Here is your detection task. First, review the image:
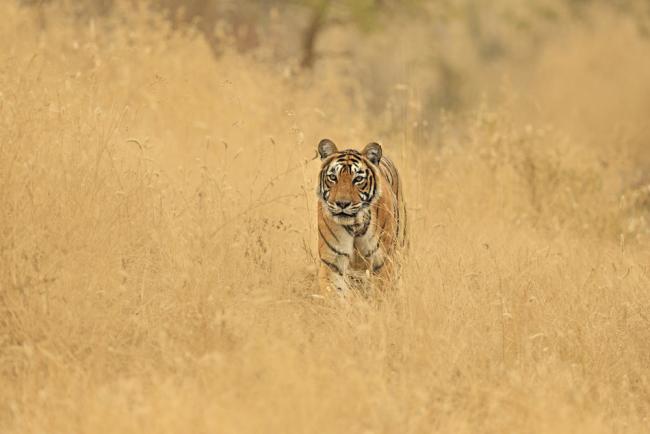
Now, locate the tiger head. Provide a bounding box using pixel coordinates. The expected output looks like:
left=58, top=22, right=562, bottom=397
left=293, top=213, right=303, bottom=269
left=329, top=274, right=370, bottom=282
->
left=317, top=138, right=383, bottom=225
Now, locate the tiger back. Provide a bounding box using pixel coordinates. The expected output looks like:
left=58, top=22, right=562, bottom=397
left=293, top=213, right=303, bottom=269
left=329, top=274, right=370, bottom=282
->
left=316, top=139, right=407, bottom=295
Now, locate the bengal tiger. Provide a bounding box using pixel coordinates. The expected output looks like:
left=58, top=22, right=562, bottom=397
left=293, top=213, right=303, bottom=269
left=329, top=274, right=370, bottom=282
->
left=316, top=139, right=407, bottom=294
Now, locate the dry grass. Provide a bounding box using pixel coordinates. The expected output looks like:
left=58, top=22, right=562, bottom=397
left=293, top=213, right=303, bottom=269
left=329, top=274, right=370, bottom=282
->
left=1, top=2, right=650, bottom=433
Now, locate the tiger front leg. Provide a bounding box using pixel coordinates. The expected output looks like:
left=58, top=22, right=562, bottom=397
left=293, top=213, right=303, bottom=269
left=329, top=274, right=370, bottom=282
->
left=318, top=259, right=351, bottom=295
left=317, top=216, right=354, bottom=296
left=364, top=244, right=400, bottom=292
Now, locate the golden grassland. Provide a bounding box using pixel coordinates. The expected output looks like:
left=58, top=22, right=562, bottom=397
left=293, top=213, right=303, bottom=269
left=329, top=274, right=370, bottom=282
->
left=1, top=3, right=650, bottom=433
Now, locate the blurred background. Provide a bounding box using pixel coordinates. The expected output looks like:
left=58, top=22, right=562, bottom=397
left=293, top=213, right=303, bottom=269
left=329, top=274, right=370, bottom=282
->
left=17, top=0, right=650, bottom=187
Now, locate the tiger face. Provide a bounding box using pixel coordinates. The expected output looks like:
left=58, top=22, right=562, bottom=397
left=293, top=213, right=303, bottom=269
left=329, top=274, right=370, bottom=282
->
left=317, top=139, right=382, bottom=225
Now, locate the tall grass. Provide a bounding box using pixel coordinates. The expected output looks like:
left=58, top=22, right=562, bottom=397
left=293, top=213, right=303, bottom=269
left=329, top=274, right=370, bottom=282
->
left=1, top=2, right=649, bottom=433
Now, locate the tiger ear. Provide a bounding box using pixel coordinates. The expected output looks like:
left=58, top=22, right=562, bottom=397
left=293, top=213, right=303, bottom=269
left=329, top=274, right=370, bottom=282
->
left=318, top=139, right=338, bottom=160
left=362, top=142, right=382, bottom=165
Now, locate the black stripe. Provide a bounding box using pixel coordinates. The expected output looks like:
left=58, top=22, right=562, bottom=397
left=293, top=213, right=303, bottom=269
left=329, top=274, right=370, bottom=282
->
left=319, top=227, right=349, bottom=257
left=323, top=218, right=339, bottom=242
left=321, top=258, right=343, bottom=276
left=320, top=169, right=328, bottom=191
left=369, top=165, right=379, bottom=199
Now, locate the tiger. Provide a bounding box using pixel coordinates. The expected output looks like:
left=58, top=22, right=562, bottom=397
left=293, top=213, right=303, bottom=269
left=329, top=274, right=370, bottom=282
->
left=316, top=138, right=407, bottom=295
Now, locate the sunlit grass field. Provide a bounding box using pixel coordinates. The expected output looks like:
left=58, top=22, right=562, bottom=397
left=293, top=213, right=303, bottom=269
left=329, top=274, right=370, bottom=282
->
left=1, top=2, right=649, bottom=433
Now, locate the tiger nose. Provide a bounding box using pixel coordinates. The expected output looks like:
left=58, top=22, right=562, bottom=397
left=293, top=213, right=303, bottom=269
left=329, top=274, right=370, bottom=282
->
left=335, top=200, right=351, bottom=209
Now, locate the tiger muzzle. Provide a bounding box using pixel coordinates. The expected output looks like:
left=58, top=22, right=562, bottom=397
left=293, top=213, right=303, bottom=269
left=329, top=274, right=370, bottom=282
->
left=328, top=201, right=363, bottom=217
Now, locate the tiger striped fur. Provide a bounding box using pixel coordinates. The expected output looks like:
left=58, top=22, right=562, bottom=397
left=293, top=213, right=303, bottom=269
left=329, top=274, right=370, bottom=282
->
left=316, top=139, right=407, bottom=294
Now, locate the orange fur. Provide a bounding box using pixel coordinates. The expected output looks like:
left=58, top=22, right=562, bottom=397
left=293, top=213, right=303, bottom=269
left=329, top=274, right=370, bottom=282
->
left=316, top=139, right=407, bottom=295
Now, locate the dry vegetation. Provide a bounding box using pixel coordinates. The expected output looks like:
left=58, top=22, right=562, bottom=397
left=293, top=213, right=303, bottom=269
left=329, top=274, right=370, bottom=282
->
left=1, top=1, right=650, bottom=433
